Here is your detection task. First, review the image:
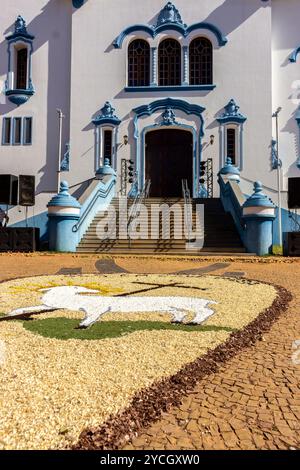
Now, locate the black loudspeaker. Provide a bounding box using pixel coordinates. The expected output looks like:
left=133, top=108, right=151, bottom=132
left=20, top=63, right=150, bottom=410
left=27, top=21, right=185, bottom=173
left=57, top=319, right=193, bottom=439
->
left=0, top=174, right=18, bottom=205
left=0, top=228, right=40, bottom=252
left=287, top=232, right=300, bottom=257
left=288, top=178, right=300, bottom=209
left=19, top=175, right=35, bottom=206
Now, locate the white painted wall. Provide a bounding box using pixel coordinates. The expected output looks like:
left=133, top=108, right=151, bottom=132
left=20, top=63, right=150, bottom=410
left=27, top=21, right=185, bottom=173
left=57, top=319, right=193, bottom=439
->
left=69, top=0, right=273, bottom=197
left=0, top=0, right=72, bottom=222
left=272, top=0, right=300, bottom=209
left=0, top=0, right=298, bottom=230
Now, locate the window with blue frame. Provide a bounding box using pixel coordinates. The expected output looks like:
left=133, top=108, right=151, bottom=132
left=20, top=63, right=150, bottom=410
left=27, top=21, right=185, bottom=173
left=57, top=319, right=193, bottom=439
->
left=189, top=37, right=213, bottom=85
left=128, top=39, right=150, bottom=87
left=158, top=38, right=181, bottom=86
left=2, top=117, right=33, bottom=146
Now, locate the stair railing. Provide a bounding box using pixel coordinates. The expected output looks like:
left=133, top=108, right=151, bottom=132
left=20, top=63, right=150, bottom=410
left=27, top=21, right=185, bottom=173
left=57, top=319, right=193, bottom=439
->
left=182, top=179, right=193, bottom=241
left=127, top=179, right=151, bottom=246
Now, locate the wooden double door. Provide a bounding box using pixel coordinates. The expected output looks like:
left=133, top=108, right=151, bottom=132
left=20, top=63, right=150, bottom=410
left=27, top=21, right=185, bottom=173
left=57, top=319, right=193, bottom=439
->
left=145, top=129, right=193, bottom=198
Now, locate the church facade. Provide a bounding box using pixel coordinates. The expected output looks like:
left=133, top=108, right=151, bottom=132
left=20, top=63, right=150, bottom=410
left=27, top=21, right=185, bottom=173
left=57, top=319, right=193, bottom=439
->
left=0, top=0, right=299, bottom=250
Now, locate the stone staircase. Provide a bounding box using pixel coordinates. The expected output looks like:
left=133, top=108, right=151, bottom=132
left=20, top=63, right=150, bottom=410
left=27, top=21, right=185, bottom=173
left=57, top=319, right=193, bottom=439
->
left=77, top=197, right=247, bottom=255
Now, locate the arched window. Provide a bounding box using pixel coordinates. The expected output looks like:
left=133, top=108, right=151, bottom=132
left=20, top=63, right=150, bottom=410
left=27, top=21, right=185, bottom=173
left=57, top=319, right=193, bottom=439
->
left=128, top=39, right=150, bottom=87
left=189, top=38, right=213, bottom=85
left=158, top=39, right=181, bottom=86
left=16, top=47, right=28, bottom=89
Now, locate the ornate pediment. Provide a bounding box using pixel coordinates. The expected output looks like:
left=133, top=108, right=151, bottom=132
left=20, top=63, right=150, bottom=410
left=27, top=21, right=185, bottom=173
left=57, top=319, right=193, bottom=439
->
left=156, top=2, right=186, bottom=28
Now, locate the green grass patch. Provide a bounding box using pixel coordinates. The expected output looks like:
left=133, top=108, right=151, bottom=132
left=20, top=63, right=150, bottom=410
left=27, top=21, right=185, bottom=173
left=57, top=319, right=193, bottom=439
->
left=22, top=318, right=236, bottom=341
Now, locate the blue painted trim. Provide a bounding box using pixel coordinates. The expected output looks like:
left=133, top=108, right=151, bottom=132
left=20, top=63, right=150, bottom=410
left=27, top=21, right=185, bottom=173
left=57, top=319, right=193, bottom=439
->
left=74, top=176, right=117, bottom=243
left=93, top=117, right=121, bottom=126
left=289, top=46, right=300, bottom=63
left=140, top=123, right=199, bottom=197
left=114, top=21, right=227, bottom=49
left=133, top=97, right=205, bottom=136
left=217, top=116, right=247, bottom=124
left=125, top=85, right=216, bottom=92
left=5, top=16, right=35, bottom=106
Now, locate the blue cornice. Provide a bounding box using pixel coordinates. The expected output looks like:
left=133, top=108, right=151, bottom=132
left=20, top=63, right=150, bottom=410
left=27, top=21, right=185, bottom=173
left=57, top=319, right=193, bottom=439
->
left=114, top=21, right=227, bottom=49
left=133, top=97, right=205, bottom=136
left=113, top=3, right=227, bottom=49
left=125, top=85, right=216, bottom=92
left=217, top=99, right=247, bottom=124
left=290, top=46, right=300, bottom=63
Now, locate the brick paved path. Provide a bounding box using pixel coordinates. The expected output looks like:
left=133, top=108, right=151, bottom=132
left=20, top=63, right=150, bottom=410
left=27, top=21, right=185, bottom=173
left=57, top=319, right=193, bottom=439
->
left=0, top=254, right=299, bottom=450
left=122, top=262, right=300, bottom=450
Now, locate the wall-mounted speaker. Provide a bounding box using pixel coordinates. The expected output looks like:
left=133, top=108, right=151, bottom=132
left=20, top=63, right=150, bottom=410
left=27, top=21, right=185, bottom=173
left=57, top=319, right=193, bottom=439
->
left=19, top=175, right=35, bottom=206
left=0, top=174, right=18, bottom=205
left=288, top=178, right=300, bottom=209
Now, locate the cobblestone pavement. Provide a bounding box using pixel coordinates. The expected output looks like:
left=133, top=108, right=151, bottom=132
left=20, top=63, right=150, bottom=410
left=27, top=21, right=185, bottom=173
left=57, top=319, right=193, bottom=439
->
left=0, top=254, right=299, bottom=450
left=123, top=262, right=300, bottom=450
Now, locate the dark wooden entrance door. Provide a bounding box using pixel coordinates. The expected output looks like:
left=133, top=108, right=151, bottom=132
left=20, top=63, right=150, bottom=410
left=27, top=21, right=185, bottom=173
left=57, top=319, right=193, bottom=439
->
left=145, top=129, right=193, bottom=197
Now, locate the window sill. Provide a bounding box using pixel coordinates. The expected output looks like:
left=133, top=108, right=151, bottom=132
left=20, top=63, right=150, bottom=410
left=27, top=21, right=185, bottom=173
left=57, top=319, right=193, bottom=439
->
left=124, top=85, right=216, bottom=92
left=5, top=88, right=35, bottom=106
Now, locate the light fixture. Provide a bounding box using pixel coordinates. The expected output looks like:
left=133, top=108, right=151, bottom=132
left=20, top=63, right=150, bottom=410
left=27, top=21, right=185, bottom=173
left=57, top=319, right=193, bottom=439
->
left=123, top=135, right=129, bottom=145
left=210, top=135, right=215, bottom=145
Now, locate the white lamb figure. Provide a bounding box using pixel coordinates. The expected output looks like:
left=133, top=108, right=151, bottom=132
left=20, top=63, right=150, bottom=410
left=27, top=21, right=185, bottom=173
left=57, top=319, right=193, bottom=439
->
left=7, top=286, right=217, bottom=328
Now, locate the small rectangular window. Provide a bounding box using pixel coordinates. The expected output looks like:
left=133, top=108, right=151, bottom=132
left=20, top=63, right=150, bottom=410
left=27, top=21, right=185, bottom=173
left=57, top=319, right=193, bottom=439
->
left=23, top=117, right=32, bottom=145
left=13, top=117, right=22, bottom=145
left=226, top=128, right=236, bottom=164
left=103, top=129, right=113, bottom=163
left=2, top=118, right=12, bottom=145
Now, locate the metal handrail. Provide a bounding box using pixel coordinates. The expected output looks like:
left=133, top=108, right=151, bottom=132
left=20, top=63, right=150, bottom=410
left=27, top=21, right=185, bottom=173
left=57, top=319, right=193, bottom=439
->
left=127, top=179, right=151, bottom=245
left=182, top=179, right=193, bottom=241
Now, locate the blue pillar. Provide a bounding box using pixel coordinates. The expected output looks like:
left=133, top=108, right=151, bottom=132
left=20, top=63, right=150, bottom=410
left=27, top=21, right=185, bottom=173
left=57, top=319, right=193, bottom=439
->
left=47, top=181, right=81, bottom=252
left=242, top=182, right=276, bottom=256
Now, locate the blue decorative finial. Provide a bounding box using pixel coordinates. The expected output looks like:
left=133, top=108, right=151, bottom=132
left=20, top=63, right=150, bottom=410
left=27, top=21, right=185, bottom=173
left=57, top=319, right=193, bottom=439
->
left=47, top=180, right=81, bottom=208
left=156, top=2, right=186, bottom=27
left=217, top=99, right=247, bottom=124
left=243, top=181, right=275, bottom=209
left=15, top=15, right=27, bottom=34
left=219, top=157, right=240, bottom=182
left=254, top=181, right=263, bottom=193
left=92, top=101, right=121, bottom=126
left=60, top=181, right=69, bottom=194
left=96, top=158, right=117, bottom=177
